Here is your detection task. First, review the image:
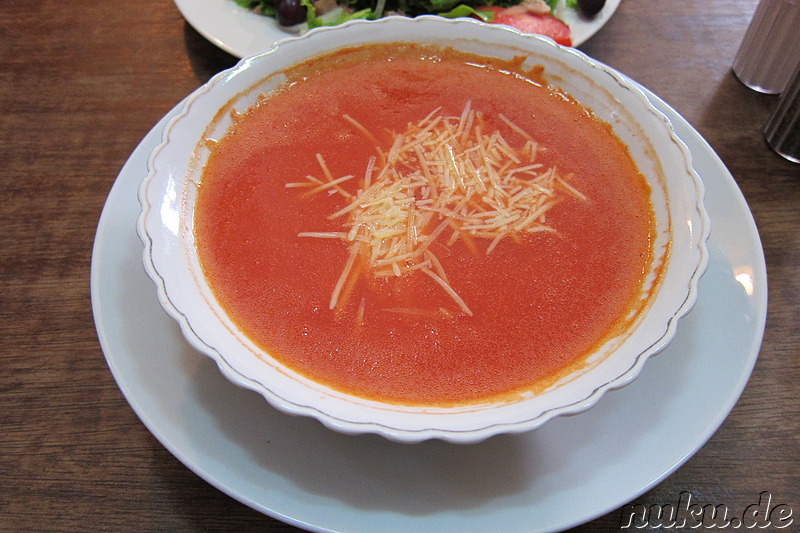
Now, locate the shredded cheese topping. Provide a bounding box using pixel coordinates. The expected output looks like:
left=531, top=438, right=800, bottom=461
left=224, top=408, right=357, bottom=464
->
left=287, top=102, right=587, bottom=317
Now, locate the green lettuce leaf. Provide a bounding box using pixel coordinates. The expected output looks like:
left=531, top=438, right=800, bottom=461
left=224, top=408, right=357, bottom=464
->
left=302, top=0, right=376, bottom=28
left=437, top=4, right=495, bottom=21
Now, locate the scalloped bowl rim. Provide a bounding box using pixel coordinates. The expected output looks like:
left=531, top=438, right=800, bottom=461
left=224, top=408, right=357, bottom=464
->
left=137, top=16, right=710, bottom=444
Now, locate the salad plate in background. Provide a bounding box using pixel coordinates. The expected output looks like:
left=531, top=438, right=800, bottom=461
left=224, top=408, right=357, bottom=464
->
left=174, top=0, right=621, bottom=57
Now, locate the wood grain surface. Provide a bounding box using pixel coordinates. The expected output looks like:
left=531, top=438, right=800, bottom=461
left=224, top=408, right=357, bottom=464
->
left=1, top=0, right=797, bottom=531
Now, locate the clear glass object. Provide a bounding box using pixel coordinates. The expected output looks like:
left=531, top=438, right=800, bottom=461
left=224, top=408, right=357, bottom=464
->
left=732, top=0, right=800, bottom=94
left=765, top=63, right=800, bottom=163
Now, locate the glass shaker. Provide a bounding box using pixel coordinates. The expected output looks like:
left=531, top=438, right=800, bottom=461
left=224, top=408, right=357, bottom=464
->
left=732, top=0, right=800, bottom=94
left=765, top=62, right=800, bottom=163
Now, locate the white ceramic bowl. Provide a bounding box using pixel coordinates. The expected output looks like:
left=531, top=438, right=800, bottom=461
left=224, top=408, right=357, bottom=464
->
left=138, top=16, right=710, bottom=444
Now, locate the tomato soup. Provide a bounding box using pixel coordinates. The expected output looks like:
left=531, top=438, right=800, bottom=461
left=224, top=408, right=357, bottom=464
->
left=193, top=43, right=656, bottom=406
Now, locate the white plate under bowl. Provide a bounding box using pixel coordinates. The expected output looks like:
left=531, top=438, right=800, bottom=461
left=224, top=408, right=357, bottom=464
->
left=174, top=0, right=622, bottom=57
left=92, top=76, right=765, bottom=531
left=137, top=16, right=709, bottom=443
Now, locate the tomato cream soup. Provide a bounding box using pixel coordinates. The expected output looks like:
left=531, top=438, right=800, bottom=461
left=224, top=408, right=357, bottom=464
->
left=194, top=43, right=656, bottom=406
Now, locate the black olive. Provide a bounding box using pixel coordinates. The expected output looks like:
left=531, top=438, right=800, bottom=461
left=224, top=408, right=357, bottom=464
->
left=276, top=0, right=307, bottom=27
left=577, top=0, right=605, bottom=18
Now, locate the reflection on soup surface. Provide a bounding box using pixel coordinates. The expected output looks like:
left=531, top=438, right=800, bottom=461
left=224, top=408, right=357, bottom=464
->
left=194, top=43, right=656, bottom=406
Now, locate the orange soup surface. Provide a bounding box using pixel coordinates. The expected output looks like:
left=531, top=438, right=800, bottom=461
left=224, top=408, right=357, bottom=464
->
left=194, top=44, right=656, bottom=406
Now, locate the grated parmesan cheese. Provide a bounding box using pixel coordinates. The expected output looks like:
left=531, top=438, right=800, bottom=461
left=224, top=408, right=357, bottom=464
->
left=290, top=102, right=587, bottom=317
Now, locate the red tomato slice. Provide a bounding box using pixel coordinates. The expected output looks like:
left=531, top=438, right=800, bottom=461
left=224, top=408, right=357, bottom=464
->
left=479, top=7, right=573, bottom=47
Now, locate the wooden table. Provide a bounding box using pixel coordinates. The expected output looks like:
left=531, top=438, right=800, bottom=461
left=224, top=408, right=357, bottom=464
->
left=2, top=0, right=797, bottom=530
